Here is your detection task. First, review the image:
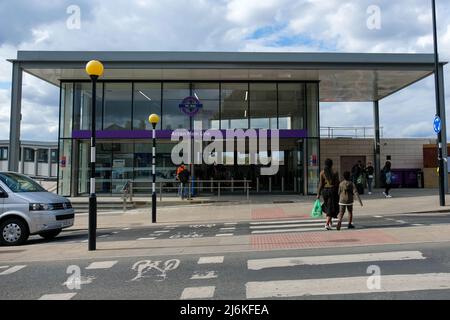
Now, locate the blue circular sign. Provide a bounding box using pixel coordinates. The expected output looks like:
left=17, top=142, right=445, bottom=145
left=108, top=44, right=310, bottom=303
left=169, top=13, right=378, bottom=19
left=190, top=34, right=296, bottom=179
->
left=434, top=116, right=442, bottom=134
left=179, top=96, right=203, bottom=117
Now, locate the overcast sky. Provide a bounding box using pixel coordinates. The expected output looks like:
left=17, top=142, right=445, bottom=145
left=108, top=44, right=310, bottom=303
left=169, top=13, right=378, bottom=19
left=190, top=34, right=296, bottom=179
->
left=1, top=0, right=450, bottom=141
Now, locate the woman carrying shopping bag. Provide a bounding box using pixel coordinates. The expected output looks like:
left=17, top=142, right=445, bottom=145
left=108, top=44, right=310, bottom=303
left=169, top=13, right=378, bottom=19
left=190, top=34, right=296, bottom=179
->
left=317, top=159, right=340, bottom=230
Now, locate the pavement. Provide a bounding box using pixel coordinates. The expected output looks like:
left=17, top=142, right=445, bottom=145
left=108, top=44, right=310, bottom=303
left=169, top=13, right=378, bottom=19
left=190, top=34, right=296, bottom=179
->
left=70, top=188, right=450, bottom=228
left=2, top=188, right=450, bottom=300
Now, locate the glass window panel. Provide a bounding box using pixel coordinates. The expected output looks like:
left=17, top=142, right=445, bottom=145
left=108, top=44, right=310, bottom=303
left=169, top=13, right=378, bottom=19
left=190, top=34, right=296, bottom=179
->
left=111, top=143, right=134, bottom=194
left=0, top=147, right=7, bottom=161
left=37, top=149, right=48, bottom=163
left=192, top=83, right=220, bottom=130
left=96, top=143, right=112, bottom=194
left=162, top=83, right=191, bottom=130
left=78, top=141, right=90, bottom=195
left=133, top=83, right=162, bottom=130
left=307, top=83, right=319, bottom=137
left=60, top=83, right=73, bottom=138
left=278, top=83, right=306, bottom=130
left=249, top=83, right=277, bottom=129
left=307, top=139, right=320, bottom=195
left=58, top=140, right=72, bottom=196
left=73, top=82, right=103, bottom=131
left=134, top=142, right=152, bottom=182
left=104, top=83, right=132, bottom=130
left=221, top=83, right=249, bottom=130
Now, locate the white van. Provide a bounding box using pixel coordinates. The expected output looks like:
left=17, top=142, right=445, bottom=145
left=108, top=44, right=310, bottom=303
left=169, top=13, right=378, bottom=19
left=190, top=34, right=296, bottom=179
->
left=0, top=172, right=74, bottom=246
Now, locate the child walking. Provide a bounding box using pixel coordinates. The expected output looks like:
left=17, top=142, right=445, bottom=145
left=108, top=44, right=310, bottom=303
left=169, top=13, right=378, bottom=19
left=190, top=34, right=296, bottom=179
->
left=337, top=171, right=363, bottom=231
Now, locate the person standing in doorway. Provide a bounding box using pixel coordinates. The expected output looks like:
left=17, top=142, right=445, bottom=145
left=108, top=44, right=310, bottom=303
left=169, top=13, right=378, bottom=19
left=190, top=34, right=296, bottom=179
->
left=382, top=161, right=393, bottom=198
left=317, top=159, right=340, bottom=230
left=365, top=162, right=375, bottom=195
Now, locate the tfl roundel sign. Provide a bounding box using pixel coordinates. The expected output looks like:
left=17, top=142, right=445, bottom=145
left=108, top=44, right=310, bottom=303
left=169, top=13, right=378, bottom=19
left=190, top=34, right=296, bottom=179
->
left=179, top=96, right=203, bottom=117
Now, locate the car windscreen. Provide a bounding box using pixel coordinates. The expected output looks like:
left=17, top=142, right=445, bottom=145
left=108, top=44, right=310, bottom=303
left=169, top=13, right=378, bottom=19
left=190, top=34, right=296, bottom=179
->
left=0, top=173, right=46, bottom=193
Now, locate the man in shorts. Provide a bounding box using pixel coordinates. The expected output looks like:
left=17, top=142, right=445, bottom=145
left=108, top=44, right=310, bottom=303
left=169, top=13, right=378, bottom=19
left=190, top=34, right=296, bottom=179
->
left=337, top=171, right=363, bottom=231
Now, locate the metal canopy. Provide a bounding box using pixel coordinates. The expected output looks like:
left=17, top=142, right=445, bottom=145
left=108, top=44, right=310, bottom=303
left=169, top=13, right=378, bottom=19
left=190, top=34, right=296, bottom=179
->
left=9, top=51, right=445, bottom=102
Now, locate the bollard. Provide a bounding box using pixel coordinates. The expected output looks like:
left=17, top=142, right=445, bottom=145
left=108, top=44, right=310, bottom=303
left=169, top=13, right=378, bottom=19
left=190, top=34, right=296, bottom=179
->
left=282, top=177, right=285, bottom=193
left=218, top=182, right=221, bottom=199
left=257, top=177, right=260, bottom=193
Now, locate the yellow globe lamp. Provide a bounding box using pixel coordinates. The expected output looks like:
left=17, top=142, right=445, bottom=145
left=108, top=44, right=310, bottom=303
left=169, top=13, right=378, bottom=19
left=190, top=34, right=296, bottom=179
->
left=149, top=114, right=160, bottom=126
left=85, top=60, right=104, bottom=78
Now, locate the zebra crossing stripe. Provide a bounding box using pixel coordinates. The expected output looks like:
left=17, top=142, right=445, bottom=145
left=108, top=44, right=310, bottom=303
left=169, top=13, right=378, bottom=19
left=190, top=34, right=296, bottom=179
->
left=39, top=293, right=77, bottom=300
left=248, top=251, right=426, bottom=271
left=191, top=271, right=218, bottom=280
left=0, top=265, right=26, bottom=276
left=252, top=227, right=323, bottom=234
left=246, top=273, right=450, bottom=299
left=250, top=222, right=347, bottom=230
left=198, top=256, right=224, bottom=264
left=181, top=286, right=215, bottom=299
left=251, top=219, right=325, bottom=225
left=216, top=234, right=234, bottom=237
left=86, top=261, right=118, bottom=270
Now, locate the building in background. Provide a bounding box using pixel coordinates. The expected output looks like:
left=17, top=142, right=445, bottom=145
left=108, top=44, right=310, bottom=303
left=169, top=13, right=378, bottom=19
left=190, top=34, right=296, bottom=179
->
left=0, top=140, right=58, bottom=179
left=6, top=51, right=448, bottom=197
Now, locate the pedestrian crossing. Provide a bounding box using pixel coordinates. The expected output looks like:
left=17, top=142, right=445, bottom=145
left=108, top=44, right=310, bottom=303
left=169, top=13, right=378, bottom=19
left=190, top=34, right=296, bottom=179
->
left=2, top=250, right=450, bottom=300
left=245, top=250, right=450, bottom=299
left=250, top=219, right=341, bottom=234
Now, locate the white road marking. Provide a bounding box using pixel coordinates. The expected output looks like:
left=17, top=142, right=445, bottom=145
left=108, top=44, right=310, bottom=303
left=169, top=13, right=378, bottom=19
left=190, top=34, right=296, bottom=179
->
left=181, top=286, right=215, bottom=299
left=39, top=293, right=77, bottom=300
left=412, top=224, right=425, bottom=226
left=251, top=219, right=326, bottom=225
left=0, top=265, right=27, bottom=276
left=248, top=251, right=426, bottom=271
left=220, top=227, right=236, bottom=231
left=63, top=276, right=96, bottom=287
left=81, top=240, right=88, bottom=243
left=99, top=235, right=109, bottom=238
left=112, top=231, right=119, bottom=234
left=246, top=273, right=450, bottom=299
left=137, top=237, right=157, bottom=241
left=224, top=223, right=237, bottom=225
left=396, top=220, right=407, bottom=224
left=155, top=230, right=170, bottom=233
left=198, top=256, right=224, bottom=264
left=215, top=234, right=234, bottom=237
left=374, top=216, right=383, bottom=218
left=86, top=261, right=118, bottom=270
left=251, top=222, right=347, bottom=230
left=252, top=227, right=323, bottom=234
left=122, top=228, right=131, bottom=231
left=191, top=271, right=218, bottom=280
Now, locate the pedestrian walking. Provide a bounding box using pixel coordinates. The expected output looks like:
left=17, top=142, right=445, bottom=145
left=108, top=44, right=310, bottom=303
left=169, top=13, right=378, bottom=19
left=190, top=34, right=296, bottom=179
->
left=337, top=171, right=363, bottom=231
left=176, top=164, right=186, bottom=197
left=365, top=162, right=375, bottom=195
left=317, top=159, right=340, bottom=230
left=178, top=166, right=191, bottom=200
left=382, top=161, right=393, bottom=198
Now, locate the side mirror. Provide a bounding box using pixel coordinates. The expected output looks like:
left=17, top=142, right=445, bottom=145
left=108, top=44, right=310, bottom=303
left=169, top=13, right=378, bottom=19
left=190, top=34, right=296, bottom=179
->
left=0, top=189, right=8, bottom=198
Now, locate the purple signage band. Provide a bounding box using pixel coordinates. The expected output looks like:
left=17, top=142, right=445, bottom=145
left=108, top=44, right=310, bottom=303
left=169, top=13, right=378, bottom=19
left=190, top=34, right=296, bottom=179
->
left=72, top=129, right=308, bottom=140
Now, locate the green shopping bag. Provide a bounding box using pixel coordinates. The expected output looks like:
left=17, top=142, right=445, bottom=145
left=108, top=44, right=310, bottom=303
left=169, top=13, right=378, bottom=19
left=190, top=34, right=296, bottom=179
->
left=311, top=200, right=323, bottom=218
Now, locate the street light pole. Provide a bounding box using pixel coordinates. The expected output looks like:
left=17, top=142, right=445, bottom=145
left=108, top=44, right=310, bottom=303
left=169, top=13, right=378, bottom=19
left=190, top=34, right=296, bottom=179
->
left=85, top=60, right=104, bottom=251
left=431, top=0, right=446, bottom=206
left=149, top=114, right=160, bottom=223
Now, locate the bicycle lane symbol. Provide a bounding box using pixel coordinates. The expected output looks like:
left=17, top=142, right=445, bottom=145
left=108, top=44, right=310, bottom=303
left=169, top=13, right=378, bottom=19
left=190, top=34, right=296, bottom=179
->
left=129, top=259, right=181, bottom=282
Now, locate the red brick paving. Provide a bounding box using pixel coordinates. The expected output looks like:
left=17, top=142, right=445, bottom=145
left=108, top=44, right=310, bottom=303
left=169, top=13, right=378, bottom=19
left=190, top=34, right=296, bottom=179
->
left=251, top=229, right=399, bottom=251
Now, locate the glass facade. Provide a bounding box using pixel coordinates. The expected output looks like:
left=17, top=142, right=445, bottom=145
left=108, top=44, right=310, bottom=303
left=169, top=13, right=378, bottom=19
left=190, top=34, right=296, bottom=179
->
left=58, top=80, right=320, bottom=196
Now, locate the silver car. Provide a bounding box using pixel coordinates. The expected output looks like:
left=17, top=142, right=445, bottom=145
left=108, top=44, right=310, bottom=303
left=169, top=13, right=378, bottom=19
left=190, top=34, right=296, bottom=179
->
left=0, top=172, right=74, bottom=246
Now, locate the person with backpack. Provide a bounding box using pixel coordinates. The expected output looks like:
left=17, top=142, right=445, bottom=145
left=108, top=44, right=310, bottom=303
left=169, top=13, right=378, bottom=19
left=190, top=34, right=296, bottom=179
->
left=382, top=161, right=393, bottom=198
left=337, top=171, right=363, bottom=231
left=317, top=159, right=340, bottom=230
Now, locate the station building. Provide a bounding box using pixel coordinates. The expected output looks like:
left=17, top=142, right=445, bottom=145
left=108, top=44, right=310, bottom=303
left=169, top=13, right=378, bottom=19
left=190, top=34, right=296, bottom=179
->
left=6, top=51, right=448, bottom=196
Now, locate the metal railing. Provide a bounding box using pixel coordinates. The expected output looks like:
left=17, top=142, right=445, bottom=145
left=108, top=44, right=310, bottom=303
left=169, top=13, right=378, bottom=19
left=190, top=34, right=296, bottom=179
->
left=121, top=180, right=252, bottom=211
left=321, top=126, right=384, bottom=139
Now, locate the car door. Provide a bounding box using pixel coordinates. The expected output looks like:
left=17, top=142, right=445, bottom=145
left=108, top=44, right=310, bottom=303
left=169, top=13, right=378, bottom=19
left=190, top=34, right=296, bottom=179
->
left=0, top=185, right=6, bottom=214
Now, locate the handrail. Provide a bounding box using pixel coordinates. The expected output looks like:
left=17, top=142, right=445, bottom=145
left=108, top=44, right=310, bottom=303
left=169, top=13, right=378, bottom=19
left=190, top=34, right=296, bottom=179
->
left=121, top=179, right=253, bottom=211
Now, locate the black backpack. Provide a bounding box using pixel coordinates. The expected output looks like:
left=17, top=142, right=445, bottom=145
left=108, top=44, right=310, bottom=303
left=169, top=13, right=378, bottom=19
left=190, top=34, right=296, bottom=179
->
left=179, top=169, right=190, bottom=184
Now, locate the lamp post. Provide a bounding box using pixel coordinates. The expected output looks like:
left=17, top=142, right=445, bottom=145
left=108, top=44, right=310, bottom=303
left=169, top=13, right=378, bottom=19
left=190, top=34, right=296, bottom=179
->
left=431, top=0, right=446, bottom=206
left=149, top=114, right=160, bottom=223
left=85, top=60, right=104, bottom=251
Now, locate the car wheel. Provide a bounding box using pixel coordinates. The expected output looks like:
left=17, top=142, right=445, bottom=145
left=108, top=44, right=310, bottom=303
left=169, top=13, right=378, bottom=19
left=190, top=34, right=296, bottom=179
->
left=0, top=218, right=30, bottom=246
left=39, top=229, right=62, bottom=240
